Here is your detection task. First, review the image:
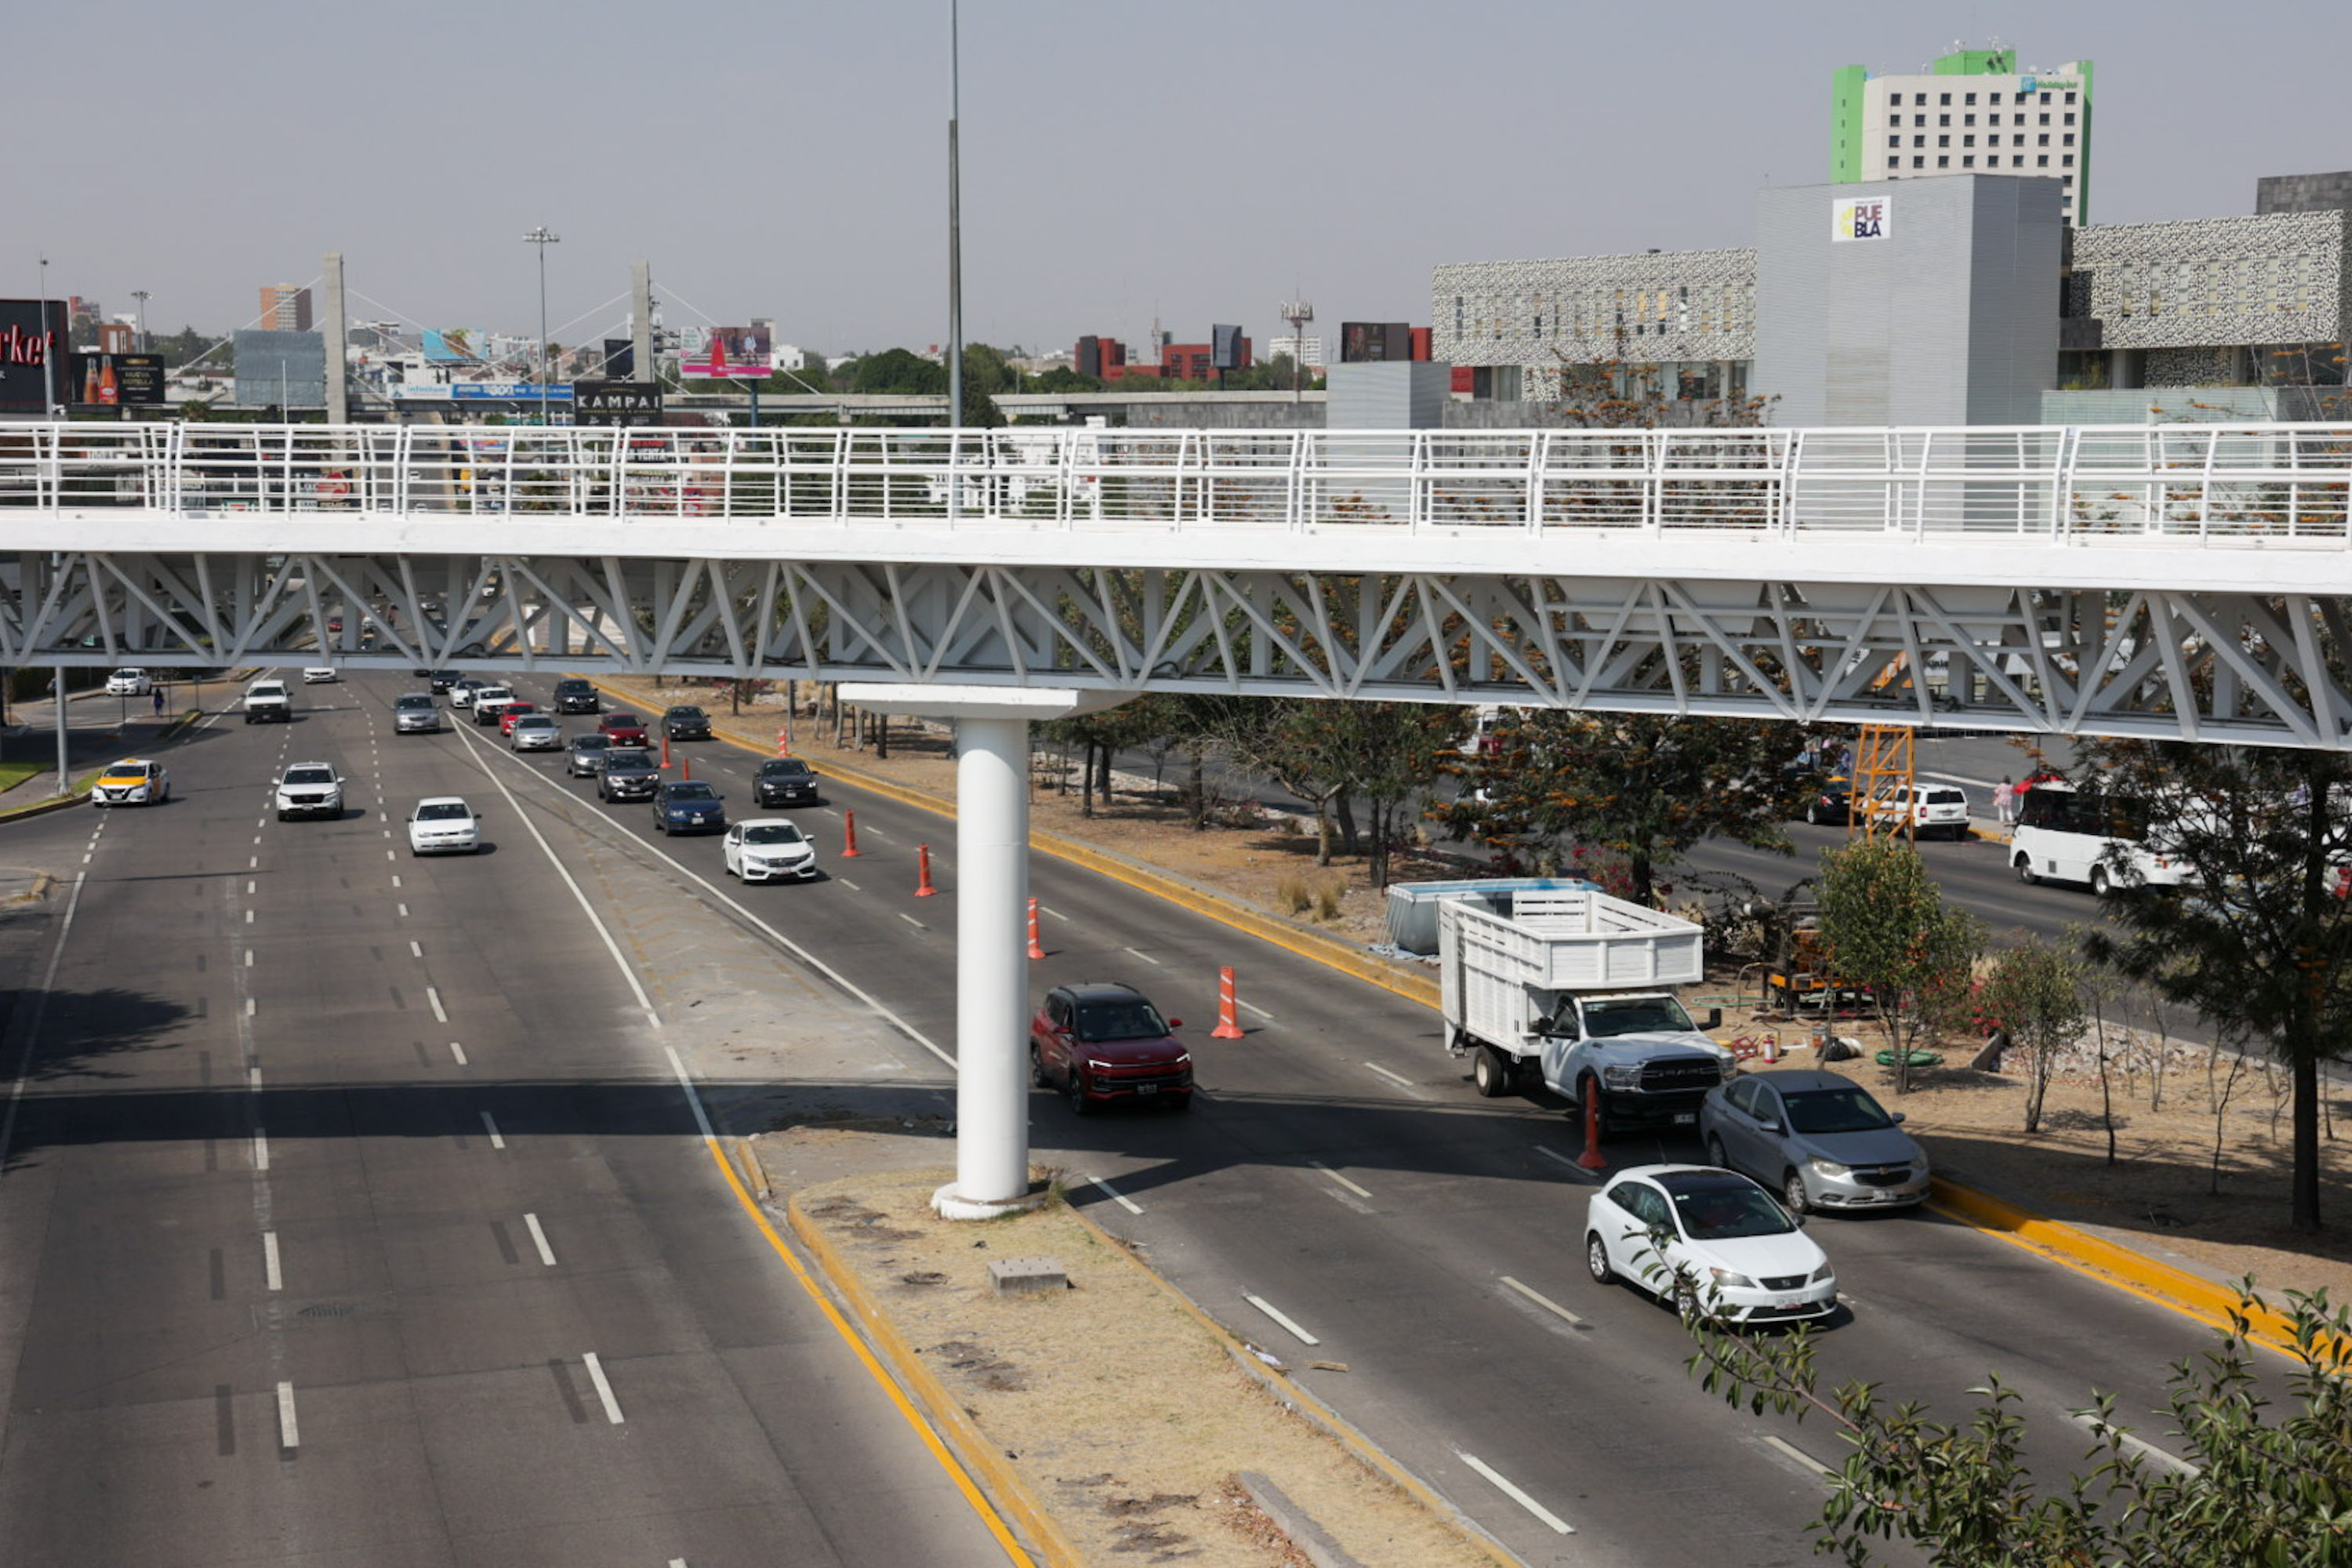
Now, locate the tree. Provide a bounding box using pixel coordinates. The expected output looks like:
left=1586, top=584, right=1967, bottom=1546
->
left=850, top=348, right=946, bottom=397
left=1976, top=934, right=2089, bottom=1133
left=1683, top=1279, right=2352, bottom=1566
left=2074, top=739, right=2352, bottom=1233
left=1815, top=837, right=1984, bottom=1091
left=1437, top=710, right=1812, bottom=905
left=1031, top=365, right=1104, bottom=394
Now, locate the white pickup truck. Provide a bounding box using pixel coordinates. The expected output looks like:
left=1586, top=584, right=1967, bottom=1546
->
left=242, top=680, right=292, bottom=724
left=1436, top=887, right=1732, bottom=1131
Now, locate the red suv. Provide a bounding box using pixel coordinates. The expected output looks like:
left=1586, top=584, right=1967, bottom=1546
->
left=1029, top=982, right=1192, bottom=1114
left=598, top=712, right=649, bottom=747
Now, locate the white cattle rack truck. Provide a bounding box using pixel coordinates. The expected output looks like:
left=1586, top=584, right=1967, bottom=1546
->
left=1438, top=887, right=1731, bottom=1131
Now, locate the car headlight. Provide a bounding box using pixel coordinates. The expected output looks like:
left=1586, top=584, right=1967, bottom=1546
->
left=1706, top=1267, right=1758, bottom=1290
left=1601, top=1064, right=1644, bottom=1091
left=1807, top=1262, right=1835, bottom=1284
left=1087, top=1058, right=1117, bottom=1074
left=1807, top=1156, right=1851, bottom=1178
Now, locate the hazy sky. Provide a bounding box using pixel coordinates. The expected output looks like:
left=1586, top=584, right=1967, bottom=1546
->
left=15, top=0, right=2349, bottom=358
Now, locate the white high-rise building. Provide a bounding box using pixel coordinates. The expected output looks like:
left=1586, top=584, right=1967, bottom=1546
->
left=1265, top=333, right=1325, bottom=369
left=1831, top=46, right=2093, bottom=225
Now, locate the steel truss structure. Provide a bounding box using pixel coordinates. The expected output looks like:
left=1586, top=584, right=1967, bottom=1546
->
left=4, top=422, right=2350, bottom=746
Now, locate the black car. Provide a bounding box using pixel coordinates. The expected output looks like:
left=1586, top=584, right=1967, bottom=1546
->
left=652, top=779, right=726, bottom=834
left=427, top=669, right=463, bottom=693
left=1802, top=774, right=1852, bottom=827
left=554, top=677, right=601, bottom=714
left=598, top=751, right=662, bottom=802
left=753, top=757, right=823, bottom=808
left=662, top=704, right=713, bottom=741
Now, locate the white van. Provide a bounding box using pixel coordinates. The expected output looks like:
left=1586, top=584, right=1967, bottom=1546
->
left=2011, top=785, right=2192, bottom=895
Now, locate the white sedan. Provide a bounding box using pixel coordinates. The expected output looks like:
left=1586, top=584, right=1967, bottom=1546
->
left=1584, top=1164, right=1838, bottom=1325
left=406, top=797, right=481, bottom=855
left=723, top=818, right=818, bottom=883
left=301, top=666, right=339, bottom=684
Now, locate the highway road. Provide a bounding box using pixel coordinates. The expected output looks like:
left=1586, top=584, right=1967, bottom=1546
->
left=0, top=680, right=1025, bottom=1567
left=0, top=675, right=2256, bottom=1566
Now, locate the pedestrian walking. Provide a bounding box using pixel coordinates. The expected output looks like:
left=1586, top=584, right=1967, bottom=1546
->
left=1994, top=775, right=2016, bottom=826
left=152, top=688, right=165, bottom=718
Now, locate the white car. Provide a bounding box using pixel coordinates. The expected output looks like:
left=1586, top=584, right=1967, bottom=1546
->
left=406, top=797, right=481, bottom=855
left=1584, top=1163, right=1838, bottom=1325
left=470, top=686, right=517, bottom=724
left=723, top=818, right=819, bottom=883
left=274, top=762, right=345, bottom=820
left=508, top=714, right=564, bottom=751
left=301, top=666, right=339, bottom=684
left=92, top=757, right=169, bottom=806
left=1858, top=783, right=1971, bottom=840
left=104, top=667, right=153, bottom=696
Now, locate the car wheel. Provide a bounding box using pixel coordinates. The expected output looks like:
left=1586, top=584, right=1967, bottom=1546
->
left=2090, top=865, right=2114, bottom=897
left=1805, top=800, right=1825, bottom=826
left=1029, top=1042, right=1051, bottom=1088
left=1585, top=1232, right=1615, bottom=1285
left=1706, top=1134, right=1730, bottom=1170
left=1782, top=1168, right=1813, bottom=1216
left=1472, top=1046, right=1512, bottom=1098
left=2014, top=855, right=2039, bottom=885
left=1067, top=1065, right=1094, bottom=1117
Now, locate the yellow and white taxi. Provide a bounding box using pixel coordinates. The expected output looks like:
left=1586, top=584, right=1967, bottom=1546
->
left=92, top=757, right=170, bottom=807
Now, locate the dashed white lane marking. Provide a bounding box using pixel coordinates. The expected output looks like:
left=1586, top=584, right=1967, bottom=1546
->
left=252, top=836, right=262, bottom=847
left=249, top=856, right=257, bottom=869
left=1534, top=1145, right=1603, bottom=1183
left=245, top=950, right=253, bottom=967
left=246, top=880, right=255, bottom=895
left=245, top=997, right=256, bottom=1018
left=390, top=875, right=401, bottom=888
left=276, top=1382, right=300, bottom=1451
left=381, top=829, right=390, bottom=839
left=245, top=909, right=253, bottom=924
left=252, top=1130, right=270, bottom=1171
left=397, top=903, right=409, bottom=918
left=1244, top=1294, right=1321, bottom=1346
left=478, top=1111, right=506, bottom=1149
left=1087, top=1174, right=1142, bottom=1214
left=1456, top=1450, right=1572, bottom=1534
left=898, top=913, right=925, bottom=930
left=2071, top=1413, right=2199, bottom=1474
left=378, top=811, right=387, bottom=822
left=581, top=1352, right=625, bottom=1423
left=249, top=1067, right=262, bottom=1091
left=836, top=878, right=860, bottom=891
left=386, top=850, right=395, bottom=861
left=1239, top=999, right=1277, bottom=1022
left=448, top=1040, right=468, bottom=1065
left=523, top=1213, right=557, bottom=1267
left=263, top=1231, right=283, bottom=1292
left=1364, top=1061, right=1424, bottom=1097
left=81, top=852, right=89, bottom=865
left=669, top=1559, right=688, bottom=1568
left=1500, top=1275, right=1584, bottom=1327
left=1762, top=1434, right=1837, bottom=1477
left=1123, top=946, right=1161, bottom=966
left=1040, top=904, right=1071, bottom=922
left=426, top=988, right=447, bottom=1023
left=408, top=940, right=423, bottom=959
left=1308, top=1161, right=1373, bottom=1200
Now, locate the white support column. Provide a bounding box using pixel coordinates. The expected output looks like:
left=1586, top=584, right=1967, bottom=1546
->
left=838, top=684, right=1138, bottom=1220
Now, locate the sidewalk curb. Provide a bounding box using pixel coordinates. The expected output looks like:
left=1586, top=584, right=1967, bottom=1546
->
left=785, top=1188, right=1085, bottom=1568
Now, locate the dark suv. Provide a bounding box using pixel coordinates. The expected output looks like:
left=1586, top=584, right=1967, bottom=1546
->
left=753, top=757, right=823, bottom=809
left=662, top=704, right=713, bottom=741
left=1029, top=982, right=1192, bottom=1115
left=597, top=750, right=662, bottom=802
left=553, top=677, right=601, bottom=714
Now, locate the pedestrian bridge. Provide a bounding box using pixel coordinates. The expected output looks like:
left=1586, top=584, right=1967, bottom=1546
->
left=5, top=419, right=2350, bottom=747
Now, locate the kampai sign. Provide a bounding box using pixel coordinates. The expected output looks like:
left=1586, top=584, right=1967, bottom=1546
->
left=1833, top=196, right=1890, bottom=242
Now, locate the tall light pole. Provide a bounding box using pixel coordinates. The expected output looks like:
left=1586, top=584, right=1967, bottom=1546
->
left=1280, top=297, right=1315, bottom=408
left=946, top=0, right=963, bottom=516
left=130, top=289, right=151, bottom=352
left=38, top=254, right=55, bottom=417
left=523, top=227, right=560, bottom=426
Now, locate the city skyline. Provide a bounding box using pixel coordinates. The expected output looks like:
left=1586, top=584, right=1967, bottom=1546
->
left=13, top=0, right=2348, bottom=356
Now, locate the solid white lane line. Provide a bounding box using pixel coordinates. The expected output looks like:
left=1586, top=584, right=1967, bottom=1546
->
left=582, top=1352, right=625, bottom=1423
left=2071, top=1414, right=2200, bottom=1475
left=252, top=1130, right=270, bottom=1171
left=898, top=913, right=926, bottom=930
left=1500, top=1275, right=1584, bottom=1327
left=1123, top=946, right=1161, bottom=966
left=478, top=1111, right=506, bottom=1149
left=1239, top=999, right=1277, bottom=1022
left=1040, top=904, right=1070, bottom=922
left=1308, top=1161, right=1372, bottom=1200
left=523, top=1213, right=557, bottom=1266
left=448, top=1040, right=468, bottom=1065
left=663, top=1046, right=719, bottom=1140
left=1456, top=1450, right=1572, bottom=1534
left=276, top=1382, right=300, bottom=1450
left=408, top=940, right=423, bottom=959
left=1762, top=1434, right=1838, bottom=1477
left=426, top=987, right=447, bottom=1023
left=263, top=1231, right=283, bottom=1291
left=1087, top=1174, right=1143, bottom=1215
left=1244, top=1294, right=1321, bottom=1346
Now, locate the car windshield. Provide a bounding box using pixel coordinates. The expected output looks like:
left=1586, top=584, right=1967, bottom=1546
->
left=608, top=756, right=655, bottom=773
left=743, top=824, right=804, bottom=846
left=761, top=760, right=811, bottom=777
left=1664, top=1177, right=1795, bottom=1240
left=571, top=735, right=609, bottom=749
left=666, top=783, right=719, bottom=802
left=416, top=803, right=470, bottom=822
left=516, top=716, right=556, bottom=728
left=1581, top=997, right=1693, bottom=1036
left=397, top=696, right=433, bottom=708
left=1782, top=1086, right=1895, bottom=1135
left=284, top=768, right=335, bottom=784
left=1074, top=1002, right=1167, bottom=1041
left=670, top=707, right=705, bottom=718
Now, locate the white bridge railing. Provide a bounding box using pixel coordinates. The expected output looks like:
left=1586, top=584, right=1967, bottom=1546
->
left=3, top=421, right=2348, bottom=542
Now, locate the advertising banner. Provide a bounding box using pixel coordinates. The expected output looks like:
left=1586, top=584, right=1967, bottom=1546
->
left=69, top=353, right=165, bottom=405
left=575, top=380, right=664, bottom=426
left=0, top=299, right=69, bottom=413
left=681, top=325, right=773, bottom=379
left=1833, top=195, right=1890, bottom=241
left=448, top=381, right=572, bottom=401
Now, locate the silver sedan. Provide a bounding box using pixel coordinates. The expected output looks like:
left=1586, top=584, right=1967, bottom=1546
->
left=509, top=714, right=564, bottom=752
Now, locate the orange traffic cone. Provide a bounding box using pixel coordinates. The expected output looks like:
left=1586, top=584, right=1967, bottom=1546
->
left=1577, top=1092, right=1607, bottom=1171
left=1026, top=897, right=1046, bottom=960
left=915, top=843, right=936, bottom=897
left=776, top=729, right=791, bottom=757
left=680, top=756, right=691, bottom=782
left=1210, top=966, right=1245, bottom=1039
left=842, top=810, right=860, bottom=858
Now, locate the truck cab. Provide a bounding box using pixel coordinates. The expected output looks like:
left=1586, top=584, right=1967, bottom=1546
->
left=1534, top=991, right=1731, bottom=1131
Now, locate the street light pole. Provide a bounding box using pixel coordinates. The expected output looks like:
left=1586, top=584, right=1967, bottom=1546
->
left=131, top=289, right=151, bottom=353
left=1280, top=298, right=1314, bottom=408
left=524, top=227, right=560, bottom=427
left=946, top=0, right=963, bottom=518
left=38, top=254, right=55, bottom=417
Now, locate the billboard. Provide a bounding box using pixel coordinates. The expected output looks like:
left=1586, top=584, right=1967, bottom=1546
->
left=69, top=353, right=165, bottom=405
left=233, top=329, right=328, bottom=408
left=1210, top=324, right=1244, bottom=372
left=681, top=325, right=773, bottom=379
left=423, top=328, right=483, bottom=365
left=448, top=381, right=572, bottom=401
left=601, top=338, right=635, bottom=378
left=1340, top=322, right=1414, bottom=362
left=575, top=380, right=665, bottom=427
left=1833, top=195, right=1889, bottom=241
left=0, top=299, right=69, bottom=413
